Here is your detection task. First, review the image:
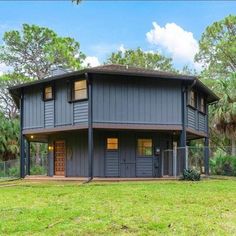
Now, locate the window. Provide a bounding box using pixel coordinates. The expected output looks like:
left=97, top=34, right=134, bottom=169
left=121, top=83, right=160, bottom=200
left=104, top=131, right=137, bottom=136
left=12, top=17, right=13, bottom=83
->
left=106, top=138, right=118, bottom=150
left=200, top=97, right=205, bottom=113
left=73, top=80, right=87, bottom=101
left=188, top=90, right=196, bottom=108
left=44, top=85, right=53, bottom=101
left=137, top=139, right=153, bottom=156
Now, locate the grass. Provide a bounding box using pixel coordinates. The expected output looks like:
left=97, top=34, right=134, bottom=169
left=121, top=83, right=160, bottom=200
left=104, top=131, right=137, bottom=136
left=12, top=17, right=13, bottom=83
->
left=0, top=179, right=236, bottom=235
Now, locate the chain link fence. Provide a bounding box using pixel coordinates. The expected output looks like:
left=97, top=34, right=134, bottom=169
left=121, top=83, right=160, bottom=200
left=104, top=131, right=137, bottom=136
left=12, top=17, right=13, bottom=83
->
left=0, top=153, right=48, bottom=179
left=163, top=146, right=236, bottom=177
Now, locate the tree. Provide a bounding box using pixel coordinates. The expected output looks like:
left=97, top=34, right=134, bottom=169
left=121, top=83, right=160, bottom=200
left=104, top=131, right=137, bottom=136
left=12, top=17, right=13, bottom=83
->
left=211, top=73, right=236, bottom=155
left=0, top=74, right=30, bottom=119
left=195, top=15, right=236, bottom=79
left=106, top=48, right=175, bottom=72
left=0, top=112, right=20, bottom=161
left=0, top=24, right=86, bottom=80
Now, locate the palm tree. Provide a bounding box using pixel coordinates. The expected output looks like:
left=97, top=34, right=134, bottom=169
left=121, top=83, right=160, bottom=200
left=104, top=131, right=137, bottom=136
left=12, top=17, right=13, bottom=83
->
left=211, top=73, right=236, bottom=155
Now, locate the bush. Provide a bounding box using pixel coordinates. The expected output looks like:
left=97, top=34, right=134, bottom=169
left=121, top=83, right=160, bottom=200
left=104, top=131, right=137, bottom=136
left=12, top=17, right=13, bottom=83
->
left=181, top=169, right=201, bottom=181
left=30, top=165, right=46, bottom=175
left=210, top=155, right=236, bottom=176
left=8, top=167, right=20, bottom=177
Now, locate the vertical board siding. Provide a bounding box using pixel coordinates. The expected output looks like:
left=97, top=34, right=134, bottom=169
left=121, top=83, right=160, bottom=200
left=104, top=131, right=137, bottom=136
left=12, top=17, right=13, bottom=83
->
left=199, top=113, right=206, bottom=132
left=44, top=100, right=54, bottom=127
left=55, top=81, right=72, bottom=126
left=73, top=101, right=88, bottom=124
left=105, top=151, right=119, bottom=177
left=187, top=107, right=196, bottom=129
left=136, top=158, right=153, bottom=177
left=93, top=77, right=182, bottom=125
left=23, top=86, right=44, bottom=129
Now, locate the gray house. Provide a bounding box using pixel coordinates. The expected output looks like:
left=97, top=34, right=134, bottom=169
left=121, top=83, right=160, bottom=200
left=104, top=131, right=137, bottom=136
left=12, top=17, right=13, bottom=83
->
left=9, top=65, right=218, bottom=179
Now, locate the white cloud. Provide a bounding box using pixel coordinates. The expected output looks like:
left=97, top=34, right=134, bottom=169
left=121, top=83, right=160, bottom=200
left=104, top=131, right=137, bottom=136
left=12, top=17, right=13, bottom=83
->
left=119, top=44, right=126, bottom=54
left=146, top=22, right=201, bottom=69
left=82, top=56, right=100, bottom=68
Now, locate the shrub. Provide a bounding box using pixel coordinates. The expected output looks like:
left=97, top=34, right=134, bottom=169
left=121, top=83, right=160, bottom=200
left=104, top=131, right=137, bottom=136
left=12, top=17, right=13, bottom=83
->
left=8, top=167, right=20, bottom=177
left=181, top=169, right=201, bottom=181
left=30, top=165, right=46, bottom=175
left=210, top=155, right=236, bottom=176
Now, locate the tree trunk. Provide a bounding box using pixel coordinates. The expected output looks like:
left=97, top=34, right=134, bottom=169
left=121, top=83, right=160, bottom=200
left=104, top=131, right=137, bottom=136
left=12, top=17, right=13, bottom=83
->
left=232, top=138, right=236, bottom=156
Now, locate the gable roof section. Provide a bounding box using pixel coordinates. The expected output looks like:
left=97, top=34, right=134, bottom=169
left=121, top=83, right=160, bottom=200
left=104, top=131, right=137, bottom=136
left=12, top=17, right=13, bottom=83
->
left=9, top=64, right=219, bottom=107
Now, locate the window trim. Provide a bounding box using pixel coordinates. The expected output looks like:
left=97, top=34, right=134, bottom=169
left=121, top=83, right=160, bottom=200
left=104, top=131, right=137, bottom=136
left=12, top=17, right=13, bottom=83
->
left=70, top=79, right=88, bottom=102
left=43, top=84, right=54, bottom=101
left=136, top=138, right=153, bottom=157
left=188, top=90, right=197, bottom=109
left=199, top=96, right=206, bottom=114
left=106, top=137, right=119, bottom=151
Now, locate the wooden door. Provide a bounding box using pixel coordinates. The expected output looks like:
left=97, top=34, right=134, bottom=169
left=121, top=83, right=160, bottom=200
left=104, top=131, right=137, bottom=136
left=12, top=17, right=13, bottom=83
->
left=54, top=141, right=65, bottom=176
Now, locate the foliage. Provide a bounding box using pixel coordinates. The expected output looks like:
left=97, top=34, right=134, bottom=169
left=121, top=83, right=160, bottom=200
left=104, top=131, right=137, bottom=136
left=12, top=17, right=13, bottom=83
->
left=0, top=24, right=86, bottom=80
left=1, top=180, right=236, bottom=235
left=195, top=14, right=236, bottom=79
left=0, top=112, right=20, bottom=161
left=181, top=169, right=201, bottom=181
left=106, top=48, right=175, bottom=72
left=210, top=155, right=236, bottom=176
left=0, top=74, right=30, bottom=118
left=30, top=165, right=47, bottom=175
left=210, top=73, right=236, bottom=155
left=8, top=166, right=20, bottom=178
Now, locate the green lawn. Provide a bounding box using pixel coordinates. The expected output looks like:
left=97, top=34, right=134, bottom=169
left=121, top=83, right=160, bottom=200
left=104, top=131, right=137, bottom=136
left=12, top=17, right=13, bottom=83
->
left=0, top=179, right=236, bottom=235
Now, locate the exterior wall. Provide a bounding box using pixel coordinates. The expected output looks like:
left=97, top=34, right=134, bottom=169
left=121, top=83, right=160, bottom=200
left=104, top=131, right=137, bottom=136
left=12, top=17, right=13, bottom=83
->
left=187, top=106, right=207, bottom=132
left=22, top=80, right=88, bottom=130
left=92, top=76, right=182, bottom=125
left=48, top=130, right=173, bottom=177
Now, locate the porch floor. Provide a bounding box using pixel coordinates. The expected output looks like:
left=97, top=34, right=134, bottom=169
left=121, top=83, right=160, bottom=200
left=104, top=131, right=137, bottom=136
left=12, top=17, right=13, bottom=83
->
left=24, top=175, right=178, bottom=182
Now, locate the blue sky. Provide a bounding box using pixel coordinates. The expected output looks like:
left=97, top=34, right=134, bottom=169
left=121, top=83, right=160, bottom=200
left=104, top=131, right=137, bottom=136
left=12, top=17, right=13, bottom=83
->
left=0, top=1, right=236, bottom=72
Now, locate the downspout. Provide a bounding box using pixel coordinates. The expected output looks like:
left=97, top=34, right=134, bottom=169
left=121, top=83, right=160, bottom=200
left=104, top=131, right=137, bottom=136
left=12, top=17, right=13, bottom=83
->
left=85, top=72, right=94, bottom=183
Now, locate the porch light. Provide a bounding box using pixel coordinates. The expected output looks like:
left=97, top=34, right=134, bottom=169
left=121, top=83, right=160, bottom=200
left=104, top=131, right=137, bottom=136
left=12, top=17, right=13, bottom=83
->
left=30, top=135, right=34, bottom=139
left=48, top=145, right=54, bottom=151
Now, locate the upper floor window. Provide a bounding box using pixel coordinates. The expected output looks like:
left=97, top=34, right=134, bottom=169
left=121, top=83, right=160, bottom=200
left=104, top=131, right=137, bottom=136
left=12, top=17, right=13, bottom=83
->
left=188, top=90, right=197, bottom=108
left=44, top=85, right=53, bottom=101
left=137, top=139, right=153, bottom=157
left=106, top=138, right=118, bottom=150
left=72, top=80, right=87, bottom=101
left=200, top=97, right=205, bottom=113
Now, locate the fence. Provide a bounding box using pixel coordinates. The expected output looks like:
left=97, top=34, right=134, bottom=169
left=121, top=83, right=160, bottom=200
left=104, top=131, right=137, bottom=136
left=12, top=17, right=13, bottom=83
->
left=0, top=154, right=48, bottom=179
left=163, top=146, right=236, bottom=177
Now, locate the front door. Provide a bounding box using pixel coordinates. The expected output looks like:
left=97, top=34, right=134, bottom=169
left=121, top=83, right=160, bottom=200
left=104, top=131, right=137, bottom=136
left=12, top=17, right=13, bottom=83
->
left=54, top=140, right=65, bottom=176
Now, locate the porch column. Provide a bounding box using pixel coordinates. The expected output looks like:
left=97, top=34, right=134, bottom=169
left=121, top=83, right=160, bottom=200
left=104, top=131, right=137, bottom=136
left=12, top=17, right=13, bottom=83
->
left=204, top=137, right=209, bottom=175
left=20, top=135, right=26, bottom=178
left=20, top=91, right=25, bottom=178
left=25, top=139, right=30, bottom=176
left=87, top=73, right=94, bottom=180
left=180, top=83, right=187, bottom=171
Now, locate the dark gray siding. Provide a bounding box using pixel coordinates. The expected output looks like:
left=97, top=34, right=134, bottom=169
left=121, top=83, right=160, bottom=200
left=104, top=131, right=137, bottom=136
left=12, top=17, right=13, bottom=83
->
left=44, top=100, right=54, bottom=128
left=47, top=130, right=172, bottom=177
left=198, top=113, right=206, bottom=132
left=187, top=106, right=207, bottom=132
left=187, top=107, right=196, bottom=129
left=73, top=101, right=88, bottom=124
left=55, top=81, right=72, bottom=126
left=105, top=151, right=119, bottom=177
left=23, top=86, right=44, bottom=129
left=136, top=158, right=153, bottom=177
left=93, top=77, right=182, bottom=125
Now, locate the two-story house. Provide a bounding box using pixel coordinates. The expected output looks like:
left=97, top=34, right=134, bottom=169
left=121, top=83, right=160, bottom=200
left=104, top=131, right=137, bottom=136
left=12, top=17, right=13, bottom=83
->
left=9, top=65, right=219, bottom=179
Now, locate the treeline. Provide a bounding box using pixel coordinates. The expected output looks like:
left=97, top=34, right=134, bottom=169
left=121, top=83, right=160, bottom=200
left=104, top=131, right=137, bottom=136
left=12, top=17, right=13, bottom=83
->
left=0, top=15, right=235, bottom=161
